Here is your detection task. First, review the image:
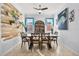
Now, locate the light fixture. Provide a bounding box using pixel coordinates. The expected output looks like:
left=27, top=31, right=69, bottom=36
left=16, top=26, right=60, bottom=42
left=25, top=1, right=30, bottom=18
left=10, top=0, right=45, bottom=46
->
left=38, top=10, right=42, bottom=14
left=33, top=4, right=48, bottom=14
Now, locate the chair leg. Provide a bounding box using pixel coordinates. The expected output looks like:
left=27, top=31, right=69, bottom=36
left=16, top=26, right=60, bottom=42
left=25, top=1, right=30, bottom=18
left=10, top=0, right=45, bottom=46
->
left=21, top=42, right=23, bottom=48
left=47, top=43, right=52, bottom=49
left=29, top=43, right=33, bottom=51
left=56, top=40, right=58, bottom=47
left=28, top=41, right=29, bottom=46
left=31, top=43, right=33, bottom=52
left=39, top=41, right=42, bottom=50
left=24, top=42, right=26, bottom=46
left=53, top=40, right=55, bottom=44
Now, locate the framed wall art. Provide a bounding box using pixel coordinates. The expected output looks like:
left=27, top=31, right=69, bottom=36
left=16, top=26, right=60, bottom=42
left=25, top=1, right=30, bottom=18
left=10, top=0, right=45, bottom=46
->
left=58, top=8, right=68, bottom=30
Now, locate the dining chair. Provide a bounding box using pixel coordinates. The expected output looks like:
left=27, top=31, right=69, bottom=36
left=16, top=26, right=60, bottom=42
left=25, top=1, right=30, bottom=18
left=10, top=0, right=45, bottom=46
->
left=41, top=33, right=52, bottom=49
left=30, top=33, right=40, bottom=50
left=50, top=35, right=58, bottom=47
left=20, top=32, right=30, bottom=48
left=52, top=36, right=58, bottom=46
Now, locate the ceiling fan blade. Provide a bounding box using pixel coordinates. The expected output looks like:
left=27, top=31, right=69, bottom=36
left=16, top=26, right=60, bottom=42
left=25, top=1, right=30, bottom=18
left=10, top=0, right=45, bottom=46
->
left=41, top=7, right=48, bottom=10
left=33, top=7, right=40, bottom=10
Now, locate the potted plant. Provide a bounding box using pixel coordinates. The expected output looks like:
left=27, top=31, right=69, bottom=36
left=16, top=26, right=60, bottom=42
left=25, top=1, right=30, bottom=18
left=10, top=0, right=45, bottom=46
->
left=11, top=10, right=18, bottom=20
left=19, top=22, right=27, bottom=32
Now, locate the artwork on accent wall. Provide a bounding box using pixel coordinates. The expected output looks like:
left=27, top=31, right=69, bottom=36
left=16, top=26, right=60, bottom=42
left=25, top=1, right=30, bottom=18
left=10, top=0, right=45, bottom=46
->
left=45, top=18, right=54, bottom=33
left=69, top=10, right=75, bottom=23
left=25, top=18, right=34, bottom=33
left=58, top=8, right=68, bottom=30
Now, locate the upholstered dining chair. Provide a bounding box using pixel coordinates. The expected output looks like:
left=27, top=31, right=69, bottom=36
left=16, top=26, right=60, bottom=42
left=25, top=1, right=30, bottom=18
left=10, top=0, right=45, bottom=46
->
left=41, top=33, right=52, bottom=49
left=29, top=33, right=40, bottom=50
left=50, top=36, right=58, bottom=46
left=20, top=32, right=30, bottom=48
left=50, top=32, right=58, bottom=47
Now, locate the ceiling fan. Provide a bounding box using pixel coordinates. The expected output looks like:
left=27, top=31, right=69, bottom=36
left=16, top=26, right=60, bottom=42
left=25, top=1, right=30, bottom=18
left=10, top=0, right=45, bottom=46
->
left=33, top=5, right=48, bottom=14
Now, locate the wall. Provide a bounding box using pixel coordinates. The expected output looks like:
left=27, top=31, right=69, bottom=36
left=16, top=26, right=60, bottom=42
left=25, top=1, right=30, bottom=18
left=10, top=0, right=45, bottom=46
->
left=56, top=3, right=79, bottom=53
left=0, top=4, right=21, bottom=55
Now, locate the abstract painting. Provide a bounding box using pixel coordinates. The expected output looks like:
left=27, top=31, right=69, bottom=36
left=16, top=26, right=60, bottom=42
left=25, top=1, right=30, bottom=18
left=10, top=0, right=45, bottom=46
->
left=58, top=8, right=68, bottom=30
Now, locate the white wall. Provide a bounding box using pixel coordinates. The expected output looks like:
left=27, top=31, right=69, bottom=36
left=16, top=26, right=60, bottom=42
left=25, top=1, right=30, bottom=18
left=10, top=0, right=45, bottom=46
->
left=57, top=3, right=79, bottom=53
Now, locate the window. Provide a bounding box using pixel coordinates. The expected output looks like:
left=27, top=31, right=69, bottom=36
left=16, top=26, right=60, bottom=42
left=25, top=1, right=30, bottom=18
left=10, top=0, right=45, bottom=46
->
left=25, top=18, right=34, bottom=33
left=45, top=18, right=54, bottom=33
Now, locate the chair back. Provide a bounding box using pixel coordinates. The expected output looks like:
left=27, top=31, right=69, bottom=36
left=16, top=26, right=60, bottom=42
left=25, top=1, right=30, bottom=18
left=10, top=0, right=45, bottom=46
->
left=41, top=33, right=50, bottom=40
left=21, top=32, right=27, bottom=39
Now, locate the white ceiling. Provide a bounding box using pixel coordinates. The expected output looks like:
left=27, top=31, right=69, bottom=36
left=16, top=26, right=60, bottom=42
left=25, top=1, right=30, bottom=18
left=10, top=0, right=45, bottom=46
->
left=12, top=3, right=66, bottom=15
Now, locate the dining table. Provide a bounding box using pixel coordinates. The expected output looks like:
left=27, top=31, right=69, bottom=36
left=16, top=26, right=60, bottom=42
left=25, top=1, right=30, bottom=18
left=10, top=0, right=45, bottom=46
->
left=26, top=33, right=58, bottom=50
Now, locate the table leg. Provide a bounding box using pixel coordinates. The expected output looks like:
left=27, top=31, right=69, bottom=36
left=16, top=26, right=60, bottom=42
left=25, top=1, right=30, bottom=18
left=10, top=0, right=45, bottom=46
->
left=48, top=37, right=52, bottom=49
left=56, top=38, right=58, bottom=46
